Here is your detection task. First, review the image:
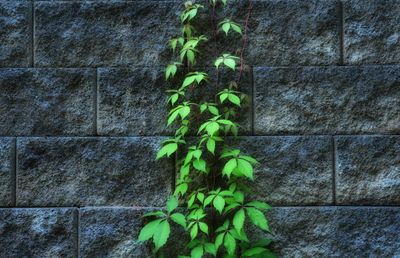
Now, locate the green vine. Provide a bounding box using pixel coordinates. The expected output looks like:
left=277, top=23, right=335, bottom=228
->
left=139, top=1, right=275, bottom=257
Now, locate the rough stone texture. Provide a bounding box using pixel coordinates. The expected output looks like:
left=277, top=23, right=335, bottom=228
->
left=98, top=67, right=252, bottom=136
left=344, top=0, right=400, bottom=64
left=80, top=207, right=150, bottom=258
left=0, top=138, right=13, bottom=207
left=80, top=207, right=190, bottom=258
left=17, top=137, right=173, bottom=207
left=0, top=69, right=96, bottom=136
left=229, top=136, right=333, bottom=205
left=335, top=136, right=400, bottom=205
left=224, top=0, right=340, bottom=66
left=98, top=68, right=171, bottom=136
left=0, top=208, right=78, bottom=258
left=263, top=207, right=400, bottom=257
left=34, top=1, right=179, bottom=67
left=254, top=66, right=400, bottom=134
left=0, top=2, right=32, bottom=67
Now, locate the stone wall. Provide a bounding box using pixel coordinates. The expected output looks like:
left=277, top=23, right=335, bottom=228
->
left=0, top=0, right=399, bottom=257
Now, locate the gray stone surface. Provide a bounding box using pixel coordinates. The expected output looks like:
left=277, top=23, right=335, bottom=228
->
left=0, top=2, right=32, bottom=67
left=34, top=1, right=179, bottom=67
left=264, top=207, right=400, bottom=257
left=17, top=137, right=173, bottom=207
left=80, top=207, right=187, bottom=258
left=0, top=69, right=95, bottom=136
left=229, top=136, right=333, bottom=205
left=0, top=138, right=13, bottom=207
left=0, top=208, right=78, bottom=258
left=344, top=0, right=400, bottom=64
left=98, top=68, right=171, bottom=136
left=225, top=0, right=340, bottom=66
left=80, top=207, right=150, bottom=258
left=335, top=136, right=400, bottom=205
left=98, top=67, right=252, bottom=136
left=254, top=66, right=400, bottom=134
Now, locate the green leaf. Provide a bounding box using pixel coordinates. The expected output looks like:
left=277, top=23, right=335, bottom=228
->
left=166, top=196, right=179, bottom=213
left=224, top=58, right=236, bottom=70
left=199, top=222, right=209, bottom=234
left=153, top=220, right=170, bottom=251
left=228, top=93, right=241, bottom=106
left=222, top=22, right=230, bottom=35
left=242, top=247, right=267, bottom=257
left=215, top=233, right=225, bottom=250
left=204, top=243, right=217, bottom=256
left=182, top=76, right=196, bottom=88
left=156, top=143, right=177, bottom=160
left=174, top=183, right=188, bottom=196
left=222, top=159, right=237, bottom=177
left=190, top=223, right=198, bottom=240
left=200, top=104, right=207, bottom=113
left=246, top=201, right=271, bottom=210
left=179, top=106, right=191, bottom=119
left=240, top=155, right=259, bottom=165
left=193, top=158, right=206, bottom=172
left=237, top=159, right=254, bottom=180
left=220, top=93, right=229, bottom=103
left=207, top=138, right=216, bottom=154
left=246, top=207, right=269, bottom=231
left=233, top=208, right=245, bottom=232
left=138, top=219, right=161, bottom=241
left=165, top=64, right=177, bottom=80
left=167, top=110, right=180, bottom=126
left=215, top=57, right=224, bottom=68
left=231, top=23, right=242, bottom=34
left=171, top=213, right=186, bottom=228
left=208, top=105, right=219, bottom=115
left=191, top=246, right=204, bottom=258
left=213, top=195, right=225, bottom=214
left=206, top=122, right=219, bottom=136
left=224, top=233, right=236, bottom=255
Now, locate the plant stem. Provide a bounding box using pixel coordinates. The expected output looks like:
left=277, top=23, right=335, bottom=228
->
left=237, top=0, right=253, bottom=83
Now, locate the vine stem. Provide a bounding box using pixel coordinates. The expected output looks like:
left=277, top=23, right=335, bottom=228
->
left=237, top=0, right=253, bottom=83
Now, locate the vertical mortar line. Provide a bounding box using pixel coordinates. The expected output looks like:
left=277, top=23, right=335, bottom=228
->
left=250, top=66, right=255, bottom=135
left=172, top=152, right=177, bottom=195
left=31, top=0, right=35, bottom=67
left=77, top=208, right=80, bottom=258
left=95, top=68, right=99, bottom=136
left=332, top=136, right=337, bottom=205
left=10, top=138, right=17, bottom=207
left=339, top=0, right=345, bottom=65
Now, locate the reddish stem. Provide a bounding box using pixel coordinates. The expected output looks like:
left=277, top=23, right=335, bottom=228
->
left=237, top=0, right=254, bottom=83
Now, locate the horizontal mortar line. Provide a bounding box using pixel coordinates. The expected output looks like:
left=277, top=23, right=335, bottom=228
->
left=31, top=0, right=186, bottom=3
left=1, top=205, right=400, bottom=209
left=1, top=134, right=399, bottom=139
left=1, top=64, right=400, bottom=70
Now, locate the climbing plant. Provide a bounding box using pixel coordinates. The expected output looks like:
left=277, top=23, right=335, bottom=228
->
left=139, top=1, right=275, bottom=257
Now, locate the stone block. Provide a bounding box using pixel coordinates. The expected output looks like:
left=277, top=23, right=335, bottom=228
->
left=0, top=208, right=78, bottom=258
left=0, top=138, right=13, bottom=207
left=98, top=67, right=252, bottom=136
left=254, top=66, right=400, bottom=134
left=264, top=207, right=400, bottom=257
left=344, top=0, right=400, bottom=64
left=229, top=136, right=333, bottom=205
left=34, top=1, right=179, bottom=67
left=80, top=207, right=186, bottom=258
left=0, top=69, right=96, bottom=136
left=335, top=136, right=400, bottom=205
left=17, top=137, right=173, bottom=206
left=0, top=2, right=32, bottom=67
left=222, top=0, right=341, bottom=66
